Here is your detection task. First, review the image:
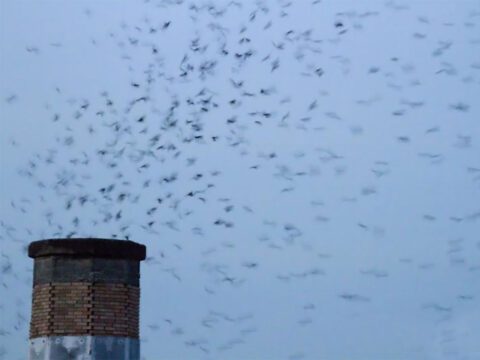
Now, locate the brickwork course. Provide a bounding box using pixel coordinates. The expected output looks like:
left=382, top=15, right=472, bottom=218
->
left=30, top=282, right=140, bottom=338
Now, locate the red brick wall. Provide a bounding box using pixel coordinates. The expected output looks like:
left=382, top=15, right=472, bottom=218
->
left=30, top=282, right=139, bottom=339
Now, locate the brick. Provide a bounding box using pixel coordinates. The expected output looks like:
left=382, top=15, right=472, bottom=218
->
left=30, top=282, right=140, bottom=338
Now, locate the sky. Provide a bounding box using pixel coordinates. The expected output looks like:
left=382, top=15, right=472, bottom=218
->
left=1, top=0, right=480, bottom=359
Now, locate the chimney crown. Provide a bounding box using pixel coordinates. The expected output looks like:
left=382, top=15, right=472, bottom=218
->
left=28, top=238, right=146, bottom=261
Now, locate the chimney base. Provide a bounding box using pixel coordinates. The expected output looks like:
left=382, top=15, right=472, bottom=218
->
left=30, top=336, right=139, bottom=360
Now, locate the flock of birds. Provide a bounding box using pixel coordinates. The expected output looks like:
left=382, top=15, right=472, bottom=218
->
left=1, top=0, right=480, bottom=359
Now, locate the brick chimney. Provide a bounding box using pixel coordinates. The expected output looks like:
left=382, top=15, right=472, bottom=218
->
left=28, top=238, right=146, bottom=360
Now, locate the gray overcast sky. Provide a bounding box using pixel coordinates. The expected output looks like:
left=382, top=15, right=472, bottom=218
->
left=1, top=0, right=480, bottom=359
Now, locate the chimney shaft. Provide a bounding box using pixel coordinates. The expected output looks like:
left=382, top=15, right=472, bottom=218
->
left=28, top=238, right=146, bottom=360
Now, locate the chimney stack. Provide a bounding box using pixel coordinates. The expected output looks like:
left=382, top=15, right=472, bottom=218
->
left=28, top=238, right=146, bottom=360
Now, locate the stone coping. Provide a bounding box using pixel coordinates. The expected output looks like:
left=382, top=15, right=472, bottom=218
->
left=28, top=238, right=146, bottom=261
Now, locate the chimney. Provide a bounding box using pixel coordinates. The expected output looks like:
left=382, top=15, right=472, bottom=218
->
left=28, top=238, right=146, bottom=360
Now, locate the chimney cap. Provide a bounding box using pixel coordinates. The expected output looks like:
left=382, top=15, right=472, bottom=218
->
left=28, top=238, right=146, bottom=261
